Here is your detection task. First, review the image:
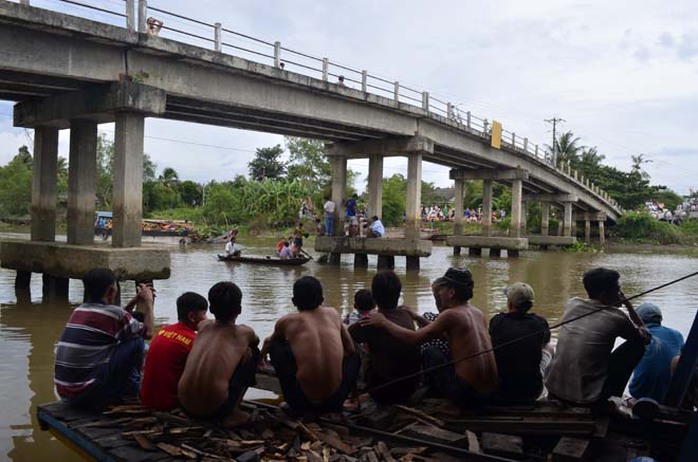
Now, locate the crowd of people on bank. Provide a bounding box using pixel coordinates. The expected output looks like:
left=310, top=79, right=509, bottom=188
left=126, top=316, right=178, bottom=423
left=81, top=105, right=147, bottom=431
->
left=54, top=266, right=697, bottom=428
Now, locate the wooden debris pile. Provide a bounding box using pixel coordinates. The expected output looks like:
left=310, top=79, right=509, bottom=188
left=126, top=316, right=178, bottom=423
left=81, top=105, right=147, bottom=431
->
left=99, top=403, right=455, bottom=461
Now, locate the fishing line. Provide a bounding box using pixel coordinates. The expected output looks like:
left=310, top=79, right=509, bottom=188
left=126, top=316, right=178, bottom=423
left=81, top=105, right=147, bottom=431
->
left=364, top=269, right=698, bottom=395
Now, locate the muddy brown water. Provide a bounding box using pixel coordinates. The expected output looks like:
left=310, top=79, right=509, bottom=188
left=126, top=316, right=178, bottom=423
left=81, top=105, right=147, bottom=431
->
left=1, top=236, right=697, bottom=461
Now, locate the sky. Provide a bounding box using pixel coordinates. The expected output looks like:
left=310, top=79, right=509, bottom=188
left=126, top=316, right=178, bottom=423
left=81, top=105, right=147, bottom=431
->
left=1, top=0, right=697, bottom=194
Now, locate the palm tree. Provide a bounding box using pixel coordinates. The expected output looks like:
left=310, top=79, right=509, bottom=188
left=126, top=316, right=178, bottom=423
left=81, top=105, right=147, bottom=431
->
left=158, top=167, right=179, bottom=188
left=545, top=131, right=583, bottom=166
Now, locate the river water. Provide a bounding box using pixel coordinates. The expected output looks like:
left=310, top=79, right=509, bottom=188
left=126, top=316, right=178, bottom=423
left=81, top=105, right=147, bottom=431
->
left=1, top=237, right=697, bottom=461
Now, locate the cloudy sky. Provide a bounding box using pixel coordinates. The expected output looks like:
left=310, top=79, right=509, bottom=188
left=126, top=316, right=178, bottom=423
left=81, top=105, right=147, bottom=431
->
left=1, top=0, right=697, bottom=194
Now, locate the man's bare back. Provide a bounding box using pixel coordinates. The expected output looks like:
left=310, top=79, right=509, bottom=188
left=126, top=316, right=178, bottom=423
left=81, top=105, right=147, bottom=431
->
left=178, top=320, right=258, bottom=415
left=271, top=307, right=350, bottom=401
left=438, top=304, right=497, bottom=394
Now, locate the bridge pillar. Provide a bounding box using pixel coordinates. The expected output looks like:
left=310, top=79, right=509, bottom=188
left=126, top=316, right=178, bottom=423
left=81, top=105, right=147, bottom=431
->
left=453, top=178, right=464, bottom=255
left=453, top=178, right=464, bottom=236
left=112, top=112, right=145, bottom=248
left=367, top=155, right=383, bottom=219
left=598, top=220, right=605, bottom=247
left=510, top=179, right=523, bottom=238
left=405, top=152, right=422, bottom=239
left=584, top=220, right=591, bottom=244
left=520, top=201, right=528, bottom=237
left=541, top=202, right=550, bottom=236
left=331, top=155, right=347, bottom=238
left=482, top=179, right=493, bottom=237
left=31, top=126, right=59, bottom=242
left=67, top=120, right=98, bottom=245
left=562, top=202, right=573, bottom=237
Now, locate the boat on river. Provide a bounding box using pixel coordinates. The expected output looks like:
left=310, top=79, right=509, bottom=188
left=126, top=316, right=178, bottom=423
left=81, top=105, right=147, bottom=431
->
left=217, top=254, right=311, bottom=266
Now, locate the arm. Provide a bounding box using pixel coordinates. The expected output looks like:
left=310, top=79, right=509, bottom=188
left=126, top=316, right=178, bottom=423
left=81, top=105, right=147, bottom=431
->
left=340, top=324, right=356, bottom=356
left=135, top=283, right=155, bottom=340
left=260, top=318, right=286, bottom=361
left=360, top=311, right=447, bottom=346
left=620, top=292, right=651, bottom=344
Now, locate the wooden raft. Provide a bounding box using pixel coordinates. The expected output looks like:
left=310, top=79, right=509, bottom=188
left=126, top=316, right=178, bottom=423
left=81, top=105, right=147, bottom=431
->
left=38, top=372, right=681, bottom=461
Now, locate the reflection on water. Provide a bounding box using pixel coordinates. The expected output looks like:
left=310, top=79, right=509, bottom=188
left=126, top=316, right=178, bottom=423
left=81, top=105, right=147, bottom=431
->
left=1, top=237, right=697, bottom=461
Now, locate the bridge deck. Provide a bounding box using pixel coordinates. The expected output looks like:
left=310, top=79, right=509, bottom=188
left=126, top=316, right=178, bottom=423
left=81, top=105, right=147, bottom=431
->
left=314, top=236, right=432, bottom=257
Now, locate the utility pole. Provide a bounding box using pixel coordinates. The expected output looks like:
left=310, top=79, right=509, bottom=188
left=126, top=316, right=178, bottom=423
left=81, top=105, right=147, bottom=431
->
left=544, top=117, right=565, bottom=166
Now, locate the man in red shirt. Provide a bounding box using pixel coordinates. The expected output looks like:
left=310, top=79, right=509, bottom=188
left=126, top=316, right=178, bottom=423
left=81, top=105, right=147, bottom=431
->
left=141, top=292, right=208, bottom=410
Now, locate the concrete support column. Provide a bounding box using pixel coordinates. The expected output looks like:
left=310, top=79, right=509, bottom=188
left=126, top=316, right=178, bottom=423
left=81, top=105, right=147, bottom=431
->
left=406, top=256, right=420, bottom=271
left=563, top=202, right=573, bottom=237
left=367, top=155, right=383, bottom=219
left=453, top=178, right=464, bottom=236
left=31, top=126, right=59, bottom=242
left=112, top=112, right=145, bottom=248
left=377, top=255, right=395, bottom=270
left=354, top=254, right=368, bottom=268
left=330, top=155, right=347, bottom=238
left=520, top=201, right=528, bottom=237
left=598, top=220, right=605, bottom=247
left=453, top=178, right=464, bottom=256
left=67, top=120, right=98, bottom=245
left=405, top=152, right=423, bottom=239
left=482, top=179, right=493, bottom=237
left=541, top=202, right=550, bottom=236
left=510, top=179, right=523, bottom=238
left=584, top=220, right=591, bottom=244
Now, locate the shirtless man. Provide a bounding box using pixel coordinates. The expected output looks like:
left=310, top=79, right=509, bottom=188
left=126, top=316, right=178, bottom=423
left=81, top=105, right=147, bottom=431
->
left=261, top=276, right=359, bottom=414
left=362, top=267, right=497, bottom=410
left=178, top=282, right=259, bottom=427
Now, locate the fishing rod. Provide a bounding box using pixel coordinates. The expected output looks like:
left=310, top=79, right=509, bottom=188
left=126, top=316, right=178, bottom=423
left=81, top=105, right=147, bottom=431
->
left=365, top=269, right=698, bottom=395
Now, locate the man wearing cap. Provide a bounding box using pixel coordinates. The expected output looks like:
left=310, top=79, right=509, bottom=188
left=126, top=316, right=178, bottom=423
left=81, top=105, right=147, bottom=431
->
left=362, top=267, right=497, bottom=411
left=545, top=268, right=651, bottom=405
left=629, top=303, right=684, bottom=402
left=489, top=282, right=552, bottom=404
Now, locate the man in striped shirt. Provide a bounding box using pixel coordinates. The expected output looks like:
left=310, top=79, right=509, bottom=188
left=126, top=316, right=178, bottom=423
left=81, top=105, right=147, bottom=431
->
left=54, top=268, right=155, bottom=409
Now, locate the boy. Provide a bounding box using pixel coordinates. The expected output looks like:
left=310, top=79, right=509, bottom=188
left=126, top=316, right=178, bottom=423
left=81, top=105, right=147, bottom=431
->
left=178, top=282, right=259, bottom=427
left=141, top=292, right=208, bottom=411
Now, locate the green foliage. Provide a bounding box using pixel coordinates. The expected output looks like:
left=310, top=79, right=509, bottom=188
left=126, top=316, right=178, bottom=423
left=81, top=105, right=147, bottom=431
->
left=0, top=147, right=33, bottom=216
left=615, top=211, right=683, bottom=244
left=285, top=137, right=330, bottom=186
left=381, top=174, right=407, bottom=226
left=248, top=145, right=286, bottom=181
left=564, top=240, right=590, bottom=252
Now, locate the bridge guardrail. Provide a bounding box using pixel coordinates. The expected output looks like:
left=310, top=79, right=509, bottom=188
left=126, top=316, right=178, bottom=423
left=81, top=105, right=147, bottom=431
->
left=13, top=0, right=622, bottom=213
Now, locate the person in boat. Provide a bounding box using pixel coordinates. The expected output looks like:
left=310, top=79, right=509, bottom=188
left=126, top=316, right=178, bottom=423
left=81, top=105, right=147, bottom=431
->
left=225, top=236, right=241, bottom=257
left=349, top=271, right=420, bottom=405
left=545, top=268, right=651, bottom=406
left=140, top=292, right=208, bottom=411
left=366, top=215, right=385, bottom=238
left=489, top=282, right=553, bottom=404
left=361, top=267, right=497, bottom=411
left=54, top=268, right=155, bottom=409
left=292, top=222, right=309, bottom=257
left=178, top=282, right=260, bottom=427
left=628, top=303, right=684, bottom=402
left=261, top=276, right=359, bottom=415
left=279, top=240, right=295, bottom=259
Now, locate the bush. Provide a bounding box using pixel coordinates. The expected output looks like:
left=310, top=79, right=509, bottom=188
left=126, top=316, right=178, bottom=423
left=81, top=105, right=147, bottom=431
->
left=615, top=211, right=683, bottom=244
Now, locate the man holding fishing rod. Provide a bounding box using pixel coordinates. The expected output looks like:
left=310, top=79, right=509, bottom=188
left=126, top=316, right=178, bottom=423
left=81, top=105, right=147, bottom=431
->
left=546, top=268, right=652, bottom=406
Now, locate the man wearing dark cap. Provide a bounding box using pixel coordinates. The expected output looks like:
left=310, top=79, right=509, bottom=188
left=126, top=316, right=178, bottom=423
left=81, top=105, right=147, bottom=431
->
left=545, top=268, right=651, bottom=405
left=629, top=303, right=684, bottom=402
left=362, top=267, right=497, bottom=411
left=489, top=282, right=552, bottom=404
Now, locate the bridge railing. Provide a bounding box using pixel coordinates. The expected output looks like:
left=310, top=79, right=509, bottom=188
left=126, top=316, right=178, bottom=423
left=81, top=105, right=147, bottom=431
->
left=15, top=0, right=621, bottom=213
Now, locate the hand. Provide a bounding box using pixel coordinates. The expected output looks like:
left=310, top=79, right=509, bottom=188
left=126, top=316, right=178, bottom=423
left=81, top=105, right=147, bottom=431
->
left=359, top=311, right=388, bottom=327
left=619, top=290, right=632, bottom=310
left=136, top=283, right=155, bottom=306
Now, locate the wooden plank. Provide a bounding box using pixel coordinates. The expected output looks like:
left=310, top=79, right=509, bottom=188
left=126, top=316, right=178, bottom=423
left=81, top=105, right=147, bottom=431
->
left=398, top=423, right=468, bottom=447
left=552, top=436, right=590, bottom=462
left=480, top=433, right=524, bottom=460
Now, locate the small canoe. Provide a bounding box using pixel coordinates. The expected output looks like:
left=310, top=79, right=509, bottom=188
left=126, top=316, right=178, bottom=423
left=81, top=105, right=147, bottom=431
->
left=217, top=254, right=310, bottom=265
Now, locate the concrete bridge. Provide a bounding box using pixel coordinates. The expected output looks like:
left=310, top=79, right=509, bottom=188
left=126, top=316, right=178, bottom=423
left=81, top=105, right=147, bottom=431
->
left=0, top=1, right=621, bottom=285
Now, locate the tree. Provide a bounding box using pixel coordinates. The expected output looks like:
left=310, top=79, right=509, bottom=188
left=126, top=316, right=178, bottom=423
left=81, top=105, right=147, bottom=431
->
left=180, top=180, right=202, bottom=207
left=285, top=137, right=331, bottom=185
left=248, top=145, right=286, bottom=181
left=158, top=167, right=179, bottom=188
left=0, top=147, right=33, bottom=216
left=546, top=131, right=583, bottom=166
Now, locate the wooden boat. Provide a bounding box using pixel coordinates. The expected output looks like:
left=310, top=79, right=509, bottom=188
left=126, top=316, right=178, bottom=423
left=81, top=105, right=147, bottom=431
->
left=217, top=254, right=310, bottom=266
